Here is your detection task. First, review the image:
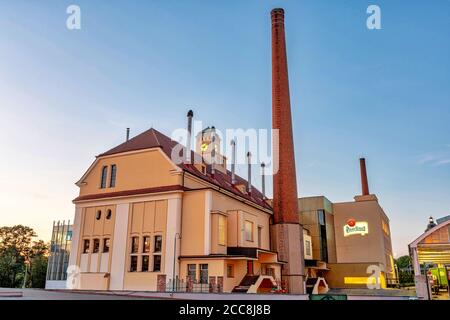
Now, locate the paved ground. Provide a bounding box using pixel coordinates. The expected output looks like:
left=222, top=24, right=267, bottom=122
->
left=0, top=288, right=157, bottom=300
left=328, top=287, right=417, bottom=297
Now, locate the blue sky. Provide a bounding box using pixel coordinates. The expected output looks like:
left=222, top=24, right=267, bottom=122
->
left=0, top=0, right=449, bottom=256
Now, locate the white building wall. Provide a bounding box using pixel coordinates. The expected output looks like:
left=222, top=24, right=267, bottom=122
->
left=109, top=203, right=130, bottom=290
left=164, top=196, right=182, bottom=281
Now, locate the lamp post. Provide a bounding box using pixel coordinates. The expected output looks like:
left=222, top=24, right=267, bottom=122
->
left=172, top=233, right=181, bottom=292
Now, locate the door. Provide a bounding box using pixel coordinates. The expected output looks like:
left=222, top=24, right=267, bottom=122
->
left=247, top=261, right=254, bottom=275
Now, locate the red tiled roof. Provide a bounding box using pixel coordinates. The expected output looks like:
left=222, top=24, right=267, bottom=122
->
left=96, top=128, right=271, bottom=210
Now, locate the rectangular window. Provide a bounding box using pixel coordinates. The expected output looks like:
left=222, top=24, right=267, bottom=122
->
left=143, top=236, right=150, bottom=253
left=109, top=164, right=117, bottom=188
left=103, top=238, right=110, bottom=253
left=227, top=264, right=234, bottom=278
left=131, top=236, right=139, bottom=253
left=100, top=166, right=108, bottom=189
left=258, top=226, right=262, bottom=248
left=153, top=255, right=161, bottom=272
left=305, top=240, right=311, bottom=256
left=244, top=220, right=254, bottom=242
left=318, top=210, right=325, bottom=226
left=218, top=215, right=226, bottom=246
left=200, top=264, right=208, bottom=284
left=130, top=256, right=138, bottom=272
left=142, top=255, right=150, bottom=272
left=154, top=235, right=162, bottom=252
left=83, top=239, right=90, bottom=254
left=93, top=239, right=100, bottom=253
left=187, top=264, right=196, bottom=281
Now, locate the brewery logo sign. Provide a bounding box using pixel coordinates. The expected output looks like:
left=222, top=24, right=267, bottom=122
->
left=344, top=218, right=369, bottom=236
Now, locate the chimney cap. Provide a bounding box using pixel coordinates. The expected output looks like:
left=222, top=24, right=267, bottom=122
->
left=187, top=110, right=194, bottom=117
left=271, top=8, right=284, bottom=15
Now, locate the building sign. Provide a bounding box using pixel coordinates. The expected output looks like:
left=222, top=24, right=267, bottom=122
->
left=344, top=219, right=368, bottom=236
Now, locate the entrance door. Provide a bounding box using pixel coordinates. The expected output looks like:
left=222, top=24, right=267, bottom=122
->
left=247, top=261, right=254, bottom=275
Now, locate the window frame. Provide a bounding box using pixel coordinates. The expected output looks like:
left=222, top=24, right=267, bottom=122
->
left=154, top=235, right=162, bottom=253
left=199, top=264, right=209, bottom=284
left=142, top=255, right=150, bottom=272
left=131, top=236, right=139, bottom=254
left=83, top=239, right=90, bottom=254
left=187, top=264, right=196, bottom=281
left=153, top=254, right=161, bottom=272
left=227, top=264, right=234, bottom=278
left=244, top=220, right=254, bottom=242
left=129, top=255, right=138, bottom=272
left=92, top=238, right=100, bottom=253
left=100, top=166, right=108, bottom=189
left=218, top=215, right=226, bottom=246
left=103, top=238, right=110, bottom=253
left=109, top=164, right=117, bottom=188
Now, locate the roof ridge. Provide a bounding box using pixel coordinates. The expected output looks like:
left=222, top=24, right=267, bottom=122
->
left=151, top=128, right=162, bottom=146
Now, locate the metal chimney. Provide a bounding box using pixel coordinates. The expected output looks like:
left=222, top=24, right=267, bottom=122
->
left=231, top=139, right=236, bottom=184
left=211, top=127, right=216, bottom=176
left=247, top=151, right=252, bottom=193
left=261, top=162, right=266, bottom=198
left=359, top=158, right=370, bottom=196
left=186, top=110, right=194, bottom=163
left=126, top=128, right=130, bottom=141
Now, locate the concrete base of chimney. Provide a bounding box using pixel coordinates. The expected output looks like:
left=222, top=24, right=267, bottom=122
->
left=270, top=223, right=305, bottom=294
left=354, top=194, right=378, bottom=202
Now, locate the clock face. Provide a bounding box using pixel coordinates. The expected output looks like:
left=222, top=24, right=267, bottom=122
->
left=201, top=143, right=208, bottom=152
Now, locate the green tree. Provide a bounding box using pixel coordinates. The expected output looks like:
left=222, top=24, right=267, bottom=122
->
left=29, top=240, right=49, bottom=288
left=395, top=255, right=412, bottom=270
left=0, top=247, right=24, bottom=287
left=0, top=225, right=48, bottom=288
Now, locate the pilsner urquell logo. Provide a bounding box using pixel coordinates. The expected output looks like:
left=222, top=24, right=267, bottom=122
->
left=344, top=218, right=369, bottom=236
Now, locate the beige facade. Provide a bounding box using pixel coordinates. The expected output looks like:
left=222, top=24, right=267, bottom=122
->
left=68, top=128, right=282, bottom=293
left=299, top=194, right=395, bottom=290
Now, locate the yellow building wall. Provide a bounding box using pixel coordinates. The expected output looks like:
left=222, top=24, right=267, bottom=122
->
left=180, top=190, right=206, bottom=256
left=79, top=149, right=181, bottom=196
left=326, top=262, right=386, bottom=289
left=123, top=199, right=168, bottom=291
left=78, top=205, right=116, bottom=274
left=210, top=212, right=227, bottom=255
left=211, top=191, right=271, bottom=250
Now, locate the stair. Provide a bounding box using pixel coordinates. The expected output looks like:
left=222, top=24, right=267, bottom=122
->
left=232, top=275, right=260, bottom=293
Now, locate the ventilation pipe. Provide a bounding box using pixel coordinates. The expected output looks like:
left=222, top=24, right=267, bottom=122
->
left=261, top=162, right=266, bottom=198
left=231, top=139, right=236, bottom=184
left=186, top=110, right=193, bottom=164
left=247, top=151, right=252, bottom=193
left=126, top=128, right=130, bottom=141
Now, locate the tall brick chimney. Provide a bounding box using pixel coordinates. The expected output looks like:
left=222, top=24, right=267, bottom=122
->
left=270, top=8, right=305, bottom=294
left=359, top=158, right=370, bottom=196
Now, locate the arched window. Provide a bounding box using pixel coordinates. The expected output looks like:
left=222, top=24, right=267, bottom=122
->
left=109, top=164, right=117, bottom=188
left=100, top=166, right=108, bottom=188
left=106, top=209, right=112, bottom=220
left=96, top=210, right=102, bottom=220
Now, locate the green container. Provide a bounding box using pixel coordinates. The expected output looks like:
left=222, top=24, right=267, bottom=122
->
left=430, top=267, right=448, bottom=288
